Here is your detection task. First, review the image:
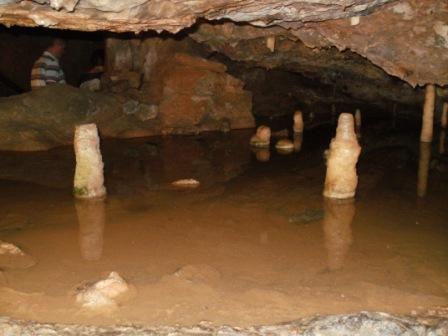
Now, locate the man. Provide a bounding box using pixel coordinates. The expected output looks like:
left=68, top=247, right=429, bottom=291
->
left=30, top=38, right=66, bottom=90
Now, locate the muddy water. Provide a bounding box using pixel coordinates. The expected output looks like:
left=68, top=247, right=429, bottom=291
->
left=0, top=124, right=447, bottom=327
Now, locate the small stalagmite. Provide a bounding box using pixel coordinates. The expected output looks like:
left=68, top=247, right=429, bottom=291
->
left=323, top=113, right=361, bottom=199
left=293, top=110, right=304, bottom=133
left=74, top=124, right=107, bottom=199
left=250, top=125, right=271, bottom=148
left=354, top=109, right=361, bottom=138
left=420, top=84, right=435, bottom=143
left=442, top=102, right=448, bottom=128
left=266, top=36, right=275, bottom=52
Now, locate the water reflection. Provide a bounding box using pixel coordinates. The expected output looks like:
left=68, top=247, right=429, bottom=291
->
left=439, top=129, right=446, bottom=155
left=252, top=148, right=271, bottom=162
left=293, top=133, right=303, bottom=153
left=76, top=199, right=106, bottom=261
left=322, top=198, right=355, bottom=271
left=417, top=142, right=431, bottom=198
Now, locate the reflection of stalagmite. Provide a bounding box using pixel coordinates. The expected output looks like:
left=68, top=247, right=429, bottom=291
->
left=439, top=129, right=446, bottom=155
left=76, top=199, right=105, bottom=261
left=417, top=142, right=431, bottom=198
left=251, top=147, right=270, bottom=162
left=323, top=198, right=355, bottom=271
left=293, top=110, right=304, bottom=133
left=323, top=113, right=361, bottom=199
left=293, top=132, right=303, bottom=152
left=74, top=124, right=106, bottom=199
left=442, top=102, right=448, bottom=129
left=250, top=125, right=271, bottom=148
left=420, top=84, right=435, bottom=143
left=355, top=109, right=361, bottom=139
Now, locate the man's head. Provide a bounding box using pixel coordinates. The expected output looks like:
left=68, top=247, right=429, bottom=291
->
left=47, top=38, right=66, bottom=59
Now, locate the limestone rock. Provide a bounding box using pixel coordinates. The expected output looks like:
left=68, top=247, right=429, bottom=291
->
left=75, top=271, right=131, bottom=309
left=157, top=53, right=254, bottom=134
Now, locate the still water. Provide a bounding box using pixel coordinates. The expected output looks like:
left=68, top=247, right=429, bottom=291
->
left=0, top=122, right=447, bottom=327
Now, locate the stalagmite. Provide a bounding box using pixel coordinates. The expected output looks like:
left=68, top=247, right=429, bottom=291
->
left=73, top=124, right=107, bottom=199
left=76, top=199, right=105, bottom=261
left=323, top=113, right=361, bottom=199
left=420, top=84, right=435, bottom=143
left=323, top=198, right=355, bottom=271
left=417, top=142, right=431, bottom=197
left=354, top=109, right=361, bottom=139
left=275, top=139, right=294, bottom=154
left=266, top=36, right=275, bottom=52
left=250, top=125, right=271, bottom=148
left=293, top=110, right=304, bottom=133
left=293, top=132, right=303, bottom=152
left=442, top=102, right=448, bottom=128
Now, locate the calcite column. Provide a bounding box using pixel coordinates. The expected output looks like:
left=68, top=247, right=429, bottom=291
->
left=293, top=132, right=303, bottom=152
left=420, top=84, right=435, bottom=143
left=323, top=113, right=361, bottom=199
left=323, top=198, right=355, bottom=271
left=74, top=124, right=107, bottom=199
left=417, top=142, right=431, bottom=197
left=76, top=199, right=105, bottom=261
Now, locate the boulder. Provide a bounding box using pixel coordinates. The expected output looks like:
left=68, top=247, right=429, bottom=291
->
left=157, top=53, right=254, bottom=134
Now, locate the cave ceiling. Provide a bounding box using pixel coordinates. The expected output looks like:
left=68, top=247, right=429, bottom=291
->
left=0, top=0, right=447, bottom=87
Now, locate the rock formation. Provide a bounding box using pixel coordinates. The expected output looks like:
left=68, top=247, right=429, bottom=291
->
left=73, top=124, right=106, bottom=199
left=323, top=113, right=361, bottom=199
left=250, top=126, right=271, bottom=148
left=75, top=272, right=132, bottom=310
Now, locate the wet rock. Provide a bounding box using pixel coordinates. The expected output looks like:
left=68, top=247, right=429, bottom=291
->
left=0, top=241, right=36, bottom=269
left=75, top=272, right=131, bottom=310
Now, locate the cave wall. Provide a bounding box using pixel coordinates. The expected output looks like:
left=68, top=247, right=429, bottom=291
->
left=0, top=26, right=103, bottom=96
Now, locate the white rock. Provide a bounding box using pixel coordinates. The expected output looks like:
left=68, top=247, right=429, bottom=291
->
left=0, top=241, right=24, bottom=256
left=76, top=272, right=130, bottom=309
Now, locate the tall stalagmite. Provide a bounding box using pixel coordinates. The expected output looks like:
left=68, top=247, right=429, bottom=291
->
left=74, top=124, right=107, bottom=199
left=323, top=113, right=361, bottom=199
left=420, top=84, right=435, bottom=143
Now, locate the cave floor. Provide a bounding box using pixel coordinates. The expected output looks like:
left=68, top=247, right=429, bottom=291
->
left=0, top=122, right=447, bottom=328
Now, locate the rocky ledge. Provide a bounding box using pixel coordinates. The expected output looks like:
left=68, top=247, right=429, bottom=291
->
left=1, top=312, right=447, bottom=335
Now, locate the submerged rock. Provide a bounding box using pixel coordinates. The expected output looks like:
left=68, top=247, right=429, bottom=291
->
left=0, top=241, right=36, bottom=269
left=75, top=272, right=131, bottom=310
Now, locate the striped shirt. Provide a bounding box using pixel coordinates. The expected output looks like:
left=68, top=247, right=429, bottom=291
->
left=30, top=51, right=66, bottom=89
